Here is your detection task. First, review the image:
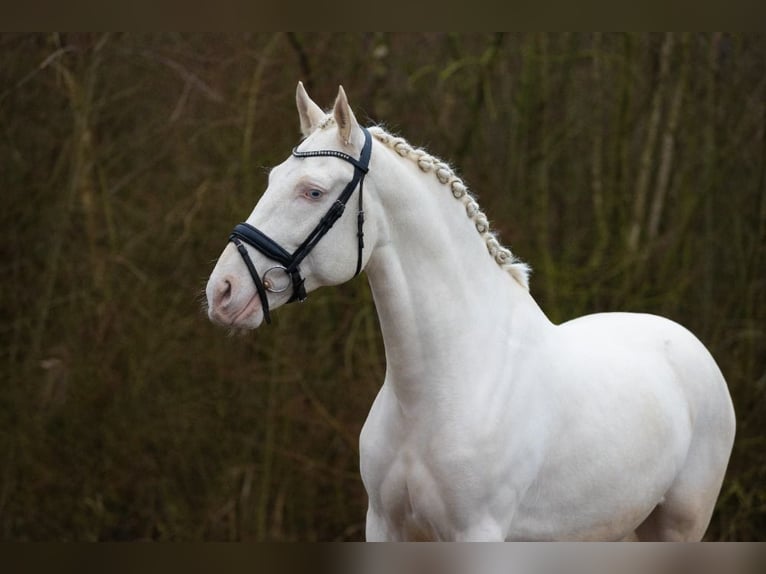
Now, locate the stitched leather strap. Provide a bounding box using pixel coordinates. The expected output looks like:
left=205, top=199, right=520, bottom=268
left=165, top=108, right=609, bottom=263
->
left=231, top=236, right=272, bottom=324
left=227, top=127, right=372, bottom=323
left=230, top=223, right=292, bottom=267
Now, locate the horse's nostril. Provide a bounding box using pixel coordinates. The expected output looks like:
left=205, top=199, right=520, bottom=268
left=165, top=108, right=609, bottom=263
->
left=217, top=278, right=233, bottom=307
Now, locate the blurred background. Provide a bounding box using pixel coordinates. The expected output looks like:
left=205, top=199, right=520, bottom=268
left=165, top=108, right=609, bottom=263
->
left=1, top=33, right=763, bottom=541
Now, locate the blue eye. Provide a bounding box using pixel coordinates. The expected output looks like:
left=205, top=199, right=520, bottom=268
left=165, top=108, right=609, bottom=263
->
left=305, top=188, right=323, bottom=200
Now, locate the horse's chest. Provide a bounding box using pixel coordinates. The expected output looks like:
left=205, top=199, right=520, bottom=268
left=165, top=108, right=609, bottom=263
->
left=375, top=448, right=454, bottom=540
left=360, top=387, right=523, bottom=539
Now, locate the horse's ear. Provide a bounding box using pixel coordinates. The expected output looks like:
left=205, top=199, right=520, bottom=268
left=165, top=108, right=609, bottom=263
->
left=296, top=81, right=325, bottom=137
left=333, top=85, right=360, bottom=147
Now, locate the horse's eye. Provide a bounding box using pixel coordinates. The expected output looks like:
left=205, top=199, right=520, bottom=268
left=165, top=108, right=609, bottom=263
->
left=304, top=188, right=324, bottom=200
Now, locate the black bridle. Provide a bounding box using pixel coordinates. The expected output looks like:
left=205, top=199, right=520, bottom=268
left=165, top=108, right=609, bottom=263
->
left=228, top=127, right=373, bottom=324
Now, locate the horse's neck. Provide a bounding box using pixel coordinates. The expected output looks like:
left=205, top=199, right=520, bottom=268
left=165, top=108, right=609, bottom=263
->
left=365, top=150, right=552, bottom=416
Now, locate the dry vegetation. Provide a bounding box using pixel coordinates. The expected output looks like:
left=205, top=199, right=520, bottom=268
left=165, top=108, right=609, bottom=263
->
left=1, top=33, right=764, bottom=540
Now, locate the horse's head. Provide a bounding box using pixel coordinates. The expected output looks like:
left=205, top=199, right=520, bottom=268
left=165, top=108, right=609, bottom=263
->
left=206, top=83, right=380, bottom=329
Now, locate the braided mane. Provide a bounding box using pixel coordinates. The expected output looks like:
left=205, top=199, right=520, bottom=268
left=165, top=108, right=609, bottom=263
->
left=367, top=126, right=530, bottom=289
left=312, top=118, right=530, bottom=289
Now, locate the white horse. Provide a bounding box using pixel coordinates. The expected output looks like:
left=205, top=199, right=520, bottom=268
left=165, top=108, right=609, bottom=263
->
left=206, top=83, right=736, bottom=541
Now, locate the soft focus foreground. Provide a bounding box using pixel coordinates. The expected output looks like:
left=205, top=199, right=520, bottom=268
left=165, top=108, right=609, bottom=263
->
left=1, top=33, right=764, bottom=540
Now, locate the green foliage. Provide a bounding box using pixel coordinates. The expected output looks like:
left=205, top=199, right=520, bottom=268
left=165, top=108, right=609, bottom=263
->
left=1, top=33, right=764, bottom=540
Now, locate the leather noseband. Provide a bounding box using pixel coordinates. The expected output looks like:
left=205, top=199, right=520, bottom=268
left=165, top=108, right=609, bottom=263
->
left=227, top=127, right=372, bottom=324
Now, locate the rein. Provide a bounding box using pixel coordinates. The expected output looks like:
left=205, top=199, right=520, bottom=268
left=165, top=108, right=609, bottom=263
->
left=228, top=127, right=372, bottom=324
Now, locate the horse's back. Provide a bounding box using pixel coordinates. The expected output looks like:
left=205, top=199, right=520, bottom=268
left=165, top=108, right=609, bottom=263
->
left=557, top=312, right=733, bottom=421
left=555, top=312, right=734, bottom=447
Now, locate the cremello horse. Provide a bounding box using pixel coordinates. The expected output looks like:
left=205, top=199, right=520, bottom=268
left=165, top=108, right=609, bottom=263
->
left=206, top=83, right=736, bottom=541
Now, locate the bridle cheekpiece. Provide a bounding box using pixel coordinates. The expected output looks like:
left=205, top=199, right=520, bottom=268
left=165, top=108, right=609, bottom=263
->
left=227, top=127, right=373, bottom=324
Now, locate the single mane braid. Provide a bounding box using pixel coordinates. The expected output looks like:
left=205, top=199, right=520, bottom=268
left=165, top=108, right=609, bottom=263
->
left=367, top=126, right=530, bottom=289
